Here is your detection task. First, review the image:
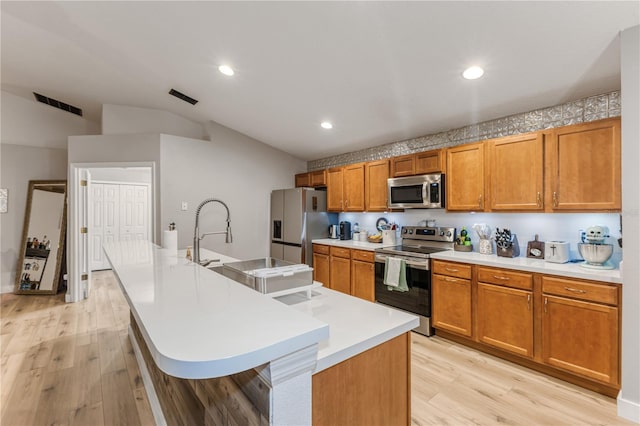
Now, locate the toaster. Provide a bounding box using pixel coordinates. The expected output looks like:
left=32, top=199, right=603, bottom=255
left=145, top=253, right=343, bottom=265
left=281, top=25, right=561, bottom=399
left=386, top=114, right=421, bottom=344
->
left=545, top=241, right=571, bottom=263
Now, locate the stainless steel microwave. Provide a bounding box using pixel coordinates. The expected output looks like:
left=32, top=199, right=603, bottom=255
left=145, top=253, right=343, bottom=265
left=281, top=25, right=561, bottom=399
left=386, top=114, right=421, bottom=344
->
left=387, top=174, right=445, bottom=209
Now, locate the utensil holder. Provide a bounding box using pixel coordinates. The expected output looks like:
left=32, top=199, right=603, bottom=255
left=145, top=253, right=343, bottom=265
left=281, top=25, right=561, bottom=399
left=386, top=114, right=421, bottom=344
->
left=497, top=234, right=520, bottom=258
left=479, top=239, right=492, bottom=255
left=382, top=229, right=396, bottom=245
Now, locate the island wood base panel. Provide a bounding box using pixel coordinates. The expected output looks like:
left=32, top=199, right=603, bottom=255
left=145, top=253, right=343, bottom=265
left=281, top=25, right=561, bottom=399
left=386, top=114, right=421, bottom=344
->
left=130, top=314, right=270, bottom=425
left=435, top=329, right=620, bottom=398
left=312, top=332, right=411, bottom=426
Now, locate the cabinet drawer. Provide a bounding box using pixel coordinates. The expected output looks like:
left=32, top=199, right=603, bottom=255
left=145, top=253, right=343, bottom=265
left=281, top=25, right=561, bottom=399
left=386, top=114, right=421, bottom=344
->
left=477, top=267, right=533, bottom=290
left=351, top=249, right=374, bottom=262
left=542, top=276, right=618, bottom=305
left=432, top=260, right=472, bottom=280
left=330, top=246, right=351, bottom=259
left=313, top=244, right=329, bottom=255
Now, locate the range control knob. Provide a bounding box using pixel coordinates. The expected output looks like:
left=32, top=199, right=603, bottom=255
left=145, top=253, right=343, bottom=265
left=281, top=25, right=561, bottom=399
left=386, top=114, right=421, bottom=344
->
left=439, top=231, right=445, bottom=236
left=446, top=231, right=453, bottom=237
left=402, top=228, right=408, bottom=234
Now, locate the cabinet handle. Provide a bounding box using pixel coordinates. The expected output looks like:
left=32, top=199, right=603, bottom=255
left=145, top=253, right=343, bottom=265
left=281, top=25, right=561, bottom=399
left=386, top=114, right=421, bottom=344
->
left=445, top=267, right=459, bottom=272
left=564, top=286, right=587, bottom=294
left=552, top=191, right=558, bottom=207
left=527, top=294, right=531, bottom=311
left=492, top=275, right=510, bottom=281
left=478, top=194, right=483, bottom=208
left=544, top=297, right=548, bottom=313
left=444, top=277, right=458, bottom=283
left=537, top=192, right=542, bottom=207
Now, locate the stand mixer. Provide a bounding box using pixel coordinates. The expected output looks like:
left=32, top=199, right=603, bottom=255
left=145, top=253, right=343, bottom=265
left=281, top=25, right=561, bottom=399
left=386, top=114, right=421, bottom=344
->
left=578, top=225, right=614, bottom=269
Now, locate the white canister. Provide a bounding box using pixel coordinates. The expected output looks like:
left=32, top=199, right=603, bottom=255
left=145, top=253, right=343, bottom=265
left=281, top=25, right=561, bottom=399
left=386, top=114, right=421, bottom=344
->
left=359, top=231, right=368, bottom=241
left=479, top=239, right=492, bottom=255
left=382, top=229, right=396, bottom=245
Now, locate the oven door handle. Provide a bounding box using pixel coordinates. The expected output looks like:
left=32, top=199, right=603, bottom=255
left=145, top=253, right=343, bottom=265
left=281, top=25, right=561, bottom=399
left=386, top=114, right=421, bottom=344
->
left=375, top=254, right=429, bottom=270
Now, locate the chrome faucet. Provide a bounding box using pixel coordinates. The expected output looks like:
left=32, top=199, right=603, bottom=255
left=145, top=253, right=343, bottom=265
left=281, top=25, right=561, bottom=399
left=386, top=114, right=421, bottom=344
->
left=193, top=198, right=232, bottom=264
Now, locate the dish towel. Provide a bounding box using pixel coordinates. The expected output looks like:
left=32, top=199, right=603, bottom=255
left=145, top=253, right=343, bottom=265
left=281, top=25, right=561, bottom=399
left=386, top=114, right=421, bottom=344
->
left=384, top=257, right=409, bottom=292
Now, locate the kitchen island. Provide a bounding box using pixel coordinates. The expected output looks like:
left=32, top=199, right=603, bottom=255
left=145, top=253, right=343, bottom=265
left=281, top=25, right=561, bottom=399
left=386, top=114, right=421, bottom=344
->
left=104, top=240, right=418, bottom=426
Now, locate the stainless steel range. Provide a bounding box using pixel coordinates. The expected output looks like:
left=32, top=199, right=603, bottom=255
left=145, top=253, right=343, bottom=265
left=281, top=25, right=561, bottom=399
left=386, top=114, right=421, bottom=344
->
left=374, top=226, right=456, bottom=336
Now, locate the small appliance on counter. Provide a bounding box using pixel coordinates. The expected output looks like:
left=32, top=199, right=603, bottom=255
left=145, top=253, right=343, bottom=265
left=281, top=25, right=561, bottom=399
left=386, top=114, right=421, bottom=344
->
left=544, top=241, right=570, bottom=263
left=329, top=225, right=339, bottom=239
left=495, top=228, right=520, bottom=258
left=578, top=225, right=615, bottom=269
left=339, top=221, right=352, bottom=240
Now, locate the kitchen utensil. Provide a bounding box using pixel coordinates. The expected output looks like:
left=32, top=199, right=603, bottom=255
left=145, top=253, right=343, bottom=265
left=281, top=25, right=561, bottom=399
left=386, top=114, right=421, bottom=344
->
left=526, top=235, right=545, bottom=259
left=544, top=241, right=570, bottom=263
left=578, top=243, right=614, bottom=267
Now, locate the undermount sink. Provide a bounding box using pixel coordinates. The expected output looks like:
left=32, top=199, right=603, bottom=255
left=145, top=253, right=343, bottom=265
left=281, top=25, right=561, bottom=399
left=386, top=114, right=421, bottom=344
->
left=206, top=265, right=224, bottom=274
left=222, top=258, right=313, bottom=294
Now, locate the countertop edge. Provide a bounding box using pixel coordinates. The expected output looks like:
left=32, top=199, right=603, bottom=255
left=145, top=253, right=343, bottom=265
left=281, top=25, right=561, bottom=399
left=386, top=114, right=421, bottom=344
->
left=430, top=251, right=621, bottom=284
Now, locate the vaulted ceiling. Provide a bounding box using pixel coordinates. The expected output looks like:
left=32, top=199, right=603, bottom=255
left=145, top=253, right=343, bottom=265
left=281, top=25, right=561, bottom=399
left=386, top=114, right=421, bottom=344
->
left=1, top=1, right=638, bottom=160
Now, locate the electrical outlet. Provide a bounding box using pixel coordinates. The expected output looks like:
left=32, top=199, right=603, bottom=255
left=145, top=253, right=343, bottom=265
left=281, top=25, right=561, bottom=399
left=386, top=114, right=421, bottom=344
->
left=181, top=201, right=188, bottom=211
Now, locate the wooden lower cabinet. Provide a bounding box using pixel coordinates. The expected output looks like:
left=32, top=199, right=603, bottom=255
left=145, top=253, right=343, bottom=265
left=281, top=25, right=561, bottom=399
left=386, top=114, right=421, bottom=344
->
left=313, top=254, right=330, bottom=289
left=432, top=261, right=621, bottom=396
left=352, top=259, right=375, bottom=302
left=477, top=283, right=533, bottom=358
left=313, top=333, right=410, bottom=426
left=432, top=273, right=472, bottom=337
left=542, top=294, right=619, bottom=386
left=330, top=247, right=352, bottom=295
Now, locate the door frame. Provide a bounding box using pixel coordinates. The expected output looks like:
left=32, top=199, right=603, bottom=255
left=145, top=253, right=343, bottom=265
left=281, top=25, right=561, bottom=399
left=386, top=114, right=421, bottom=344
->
left=67, top=162, right=156, bottom=303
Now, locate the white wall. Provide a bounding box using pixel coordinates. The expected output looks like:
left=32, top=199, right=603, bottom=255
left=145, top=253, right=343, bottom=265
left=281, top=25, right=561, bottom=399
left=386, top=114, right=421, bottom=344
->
left=1, top=91, right=99, bottom=149
left=102, top=104, right=205, bottom=140
left=67, top=133, right=162, bottom=242
left=159, top=122, right=306, bottom=260
left=0, top=144, right=67, bottom=293
left=619, top=24, right=640, bottom=423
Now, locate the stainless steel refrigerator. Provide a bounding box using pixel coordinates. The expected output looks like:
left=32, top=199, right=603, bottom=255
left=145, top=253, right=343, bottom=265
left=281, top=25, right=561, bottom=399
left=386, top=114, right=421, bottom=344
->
left=270, top=188, right=337, bottom=266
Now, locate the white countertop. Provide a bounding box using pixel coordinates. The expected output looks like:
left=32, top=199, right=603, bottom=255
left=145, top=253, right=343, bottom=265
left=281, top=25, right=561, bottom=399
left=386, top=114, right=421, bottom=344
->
left=430, top=250, right=621, bottom=284
left=275, top=288, right=419, bottom=373
left=104, top=241, right=329, bottom=379
left=104, top=240, right=418, bottom=380
left=312, top=238, right=397, bottom=251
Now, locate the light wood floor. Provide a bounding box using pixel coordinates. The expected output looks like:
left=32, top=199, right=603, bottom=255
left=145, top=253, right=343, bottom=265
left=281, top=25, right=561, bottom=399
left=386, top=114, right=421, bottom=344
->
left=1, top=271, right=635, bottom=426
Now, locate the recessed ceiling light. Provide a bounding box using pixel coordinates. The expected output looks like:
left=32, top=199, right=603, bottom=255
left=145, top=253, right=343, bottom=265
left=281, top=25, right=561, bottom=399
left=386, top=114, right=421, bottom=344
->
left=321, top=121, right=333, bottom=129
left=218, top=65, right=234, bottom=76
left=462, top=66, right=484, bottom=80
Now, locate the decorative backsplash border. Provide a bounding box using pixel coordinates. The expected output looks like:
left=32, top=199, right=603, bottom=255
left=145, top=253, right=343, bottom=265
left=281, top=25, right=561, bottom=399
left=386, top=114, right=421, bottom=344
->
left=307, top=91, right=621, bottom=171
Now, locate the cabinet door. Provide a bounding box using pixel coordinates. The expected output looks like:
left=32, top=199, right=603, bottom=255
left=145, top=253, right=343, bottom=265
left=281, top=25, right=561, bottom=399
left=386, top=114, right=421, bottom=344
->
left=310, top=169, right=327, bottom=187
left=365, top=160, right=389, bottom=211
left=432, top=274, right=472, bottom=337
left=313, top=252, right=330, bottom=288
left=343, top=163, right=365, bottom=211
left=415, top=150, right=443, bottom=174
left=547, top=118, right=621, bottom=211
left=487, top=133, right=543, bottom=211
left=391, top=154, right=415, bottom=177
left=446, top=142, right=485, bottom=211
left=351, top=259, right=374, bottom=302
left=295, top=172, right=310, bottom=188
left=477, top=283, right=533, bottom=358
left=327, top=167, right=344, bottom=212
left=330, top=256, right=351, bottom=295
left=542, top=295, right=619, bottom=385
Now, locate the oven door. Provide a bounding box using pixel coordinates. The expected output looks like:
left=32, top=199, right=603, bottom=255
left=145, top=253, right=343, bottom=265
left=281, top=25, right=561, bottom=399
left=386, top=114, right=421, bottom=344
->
left=374, top=254, right=431, bottom=319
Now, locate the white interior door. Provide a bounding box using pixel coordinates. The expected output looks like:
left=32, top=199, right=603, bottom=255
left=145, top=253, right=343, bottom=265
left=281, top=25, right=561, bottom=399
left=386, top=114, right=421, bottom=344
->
left=89, top=183, right=105, bottom=271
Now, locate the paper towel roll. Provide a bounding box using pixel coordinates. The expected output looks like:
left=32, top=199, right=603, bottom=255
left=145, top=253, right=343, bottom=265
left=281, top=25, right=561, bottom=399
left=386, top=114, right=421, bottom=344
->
left=163, top=229, right=178, bottom=252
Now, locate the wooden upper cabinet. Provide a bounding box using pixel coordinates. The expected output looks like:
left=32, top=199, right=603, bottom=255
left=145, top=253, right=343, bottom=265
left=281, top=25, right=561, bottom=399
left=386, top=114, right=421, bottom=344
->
left=309, top=169, right=327, bottom=187
left=446, top=142, right=485, bottom=211
left=391, top=149, right=444, bottom=177
left=487, top=132, right=544, bottom=211
left=343, top=163, right=365, bottom=211
left=415, top=149, right=444, bottom=174
left=365, top=160, right=389, bottom=211
left=326, top=167, right=344, bottom=212
left=295, top=172, right=310, bottom=188
left=391, top=154, right=415, bottom=177
left=546, top=117, right=621, bottom=211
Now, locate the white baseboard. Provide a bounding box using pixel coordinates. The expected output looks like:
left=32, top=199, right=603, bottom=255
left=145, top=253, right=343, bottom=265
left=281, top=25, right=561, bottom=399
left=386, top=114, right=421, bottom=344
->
left=618, top=394, right=640, bottom=423
left=128, top=325, right=167, bottom=426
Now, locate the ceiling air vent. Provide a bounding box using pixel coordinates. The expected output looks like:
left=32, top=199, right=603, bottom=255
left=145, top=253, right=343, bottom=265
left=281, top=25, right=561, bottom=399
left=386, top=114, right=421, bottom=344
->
left=33, top=92, right=83, bottom=116
left=169, top=88, right=198, bottom=105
